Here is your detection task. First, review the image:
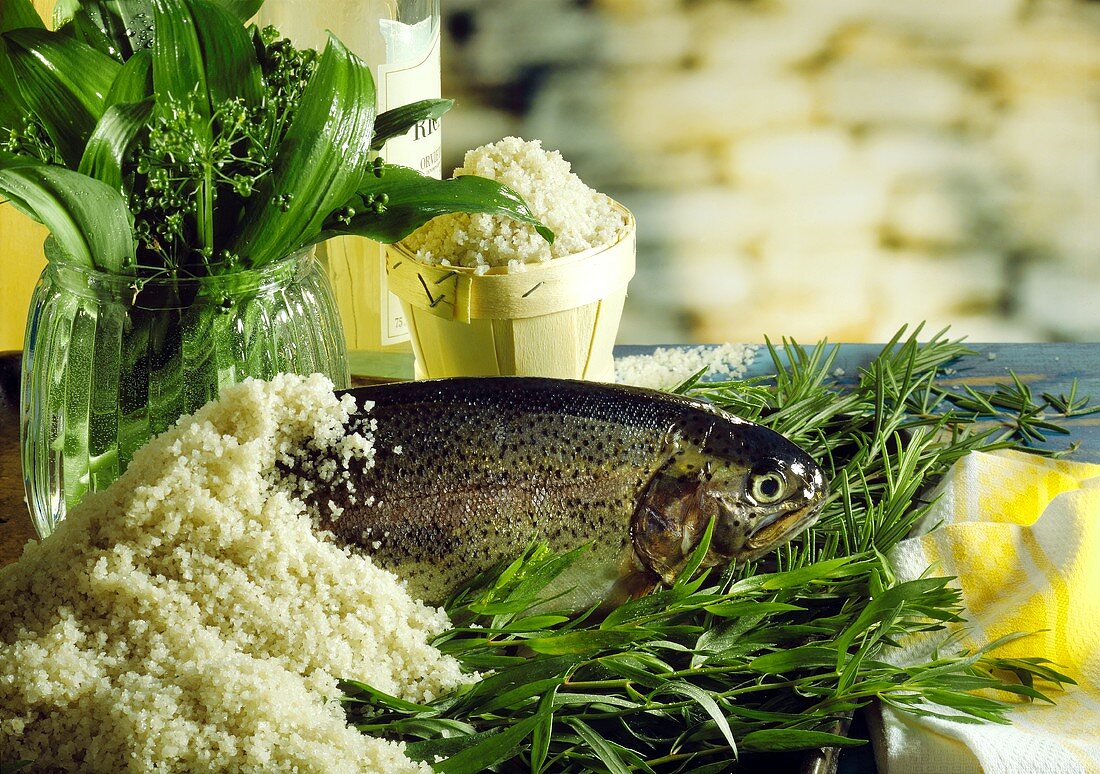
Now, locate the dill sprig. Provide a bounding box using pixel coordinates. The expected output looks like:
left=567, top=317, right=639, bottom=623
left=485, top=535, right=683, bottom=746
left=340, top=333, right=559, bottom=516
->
left=343, top=326, right=1082, bottom=772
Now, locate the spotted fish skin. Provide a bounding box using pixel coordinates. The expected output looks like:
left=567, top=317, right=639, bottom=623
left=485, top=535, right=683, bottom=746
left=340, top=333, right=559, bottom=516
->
left=303, top=377, right=826, bottom=606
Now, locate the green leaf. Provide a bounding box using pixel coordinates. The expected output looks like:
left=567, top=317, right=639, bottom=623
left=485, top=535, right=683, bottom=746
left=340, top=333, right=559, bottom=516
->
left=565, top=718, right=634, bottom=774
left=338, top=678, right=437, bottom=713
left=407, top=715, right=541, bottom=774
left=756, top=556, right=862, bottom=590
left=748, top=646, right=838, bottom=674
left=150, top=0, right=261, bottom=116
left=217, top=0, right=262, bottom=21
left=833, top=577, right=952, bottom=668
left=52, top=1, right=138, bottom=58
left=323, top=164, right=554, bottom=245
left=741, top=729, right=865, bottom=752
left=703, top=601, right=804, bottom=619
left=523, top=629, right=647, bottom=656
left=232, top=33, right=376, bottom=267
left=530, top=688, right=557, bottom=774
left=0, top=0, right=41, bottom=126
left=448, top=655, right=576, bottom=715
left=652, top=681, right=738, bottom=755
left=371, top=98, right=453, bottom=150
left=78, top=99, right=153, bottom=192
left=59, top=0, right=262, bottom=59
left=56, top=9, right=124, bottom=60
left=105, top=48, right=153, bottom=106
left=0, top=154, right=135, bottom=271
left=0, top=0, right=44, bottom=32
left=0, top=761, right=36, bottom=774
left=4, top=28, right=122, bottom=166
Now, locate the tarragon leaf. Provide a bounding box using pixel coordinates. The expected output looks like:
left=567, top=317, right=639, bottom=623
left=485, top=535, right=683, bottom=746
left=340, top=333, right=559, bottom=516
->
left=321, top=164, right=554, bottom=245
left=3, top=28, right=121, bottom=166
left=741, top=729, right=865, bottom=752
left=653, top=681, right=738, bottom=755
left=405, top=715, right=541, bottom=774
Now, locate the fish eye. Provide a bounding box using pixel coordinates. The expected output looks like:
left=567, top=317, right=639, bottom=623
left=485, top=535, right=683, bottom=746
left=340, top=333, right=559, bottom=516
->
left=751, top=470, right=787, bottom=504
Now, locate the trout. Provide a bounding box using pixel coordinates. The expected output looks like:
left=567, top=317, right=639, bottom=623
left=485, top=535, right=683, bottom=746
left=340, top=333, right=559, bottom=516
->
left=294, top=377, right=827, bottom=608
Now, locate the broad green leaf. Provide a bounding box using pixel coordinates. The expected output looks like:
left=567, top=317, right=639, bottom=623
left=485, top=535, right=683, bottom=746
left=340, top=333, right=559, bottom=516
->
left=105, top=49, right=153, bottom=106
left=56, top=9, right=125, bottom=60
left=151, top=0, right=261, bottom=117
left=53, top=1, right=154, bottom=60
left=741, top=729, right=865, bottom=752
left=233, top=34, right=376, bottom=267
left=371, top=98, right=453, bottom=150
left=321, top=164, right=554, bottom=246
left=0, top=0, right=44, bottom=32
left=4, top=28, right=121, bottom=166
left=78, top=99, right=153, bottom=192
left=0, top=0, right=41, bottom=126
left=217, top=0, right=262, bottom=21
left=0, top=155, right=135, bottom=272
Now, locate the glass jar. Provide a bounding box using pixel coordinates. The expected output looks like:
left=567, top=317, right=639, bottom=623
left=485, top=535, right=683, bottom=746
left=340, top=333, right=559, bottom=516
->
left=20, top=249, right=348, bottom=538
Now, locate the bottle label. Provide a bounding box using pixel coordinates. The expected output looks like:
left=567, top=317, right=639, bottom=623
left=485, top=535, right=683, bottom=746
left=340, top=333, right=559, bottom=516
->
left=377, top=24, right=442, bottom=345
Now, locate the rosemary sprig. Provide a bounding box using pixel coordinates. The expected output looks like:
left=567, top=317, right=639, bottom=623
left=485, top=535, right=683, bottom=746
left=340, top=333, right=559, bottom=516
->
left=344, top=326, right=1083, bottom=771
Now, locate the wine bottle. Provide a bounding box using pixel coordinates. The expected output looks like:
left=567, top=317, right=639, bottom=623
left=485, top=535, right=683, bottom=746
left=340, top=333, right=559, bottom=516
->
left=257, top=0, right=442, bottom=379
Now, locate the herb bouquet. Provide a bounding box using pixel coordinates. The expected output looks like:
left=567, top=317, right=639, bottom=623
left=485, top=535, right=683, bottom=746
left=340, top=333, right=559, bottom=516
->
left=0, top=0, right=550, bottom=536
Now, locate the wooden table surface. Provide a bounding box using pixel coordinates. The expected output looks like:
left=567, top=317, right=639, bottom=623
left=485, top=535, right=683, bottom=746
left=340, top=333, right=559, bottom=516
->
left=4, top=342, right=1100, bottom=567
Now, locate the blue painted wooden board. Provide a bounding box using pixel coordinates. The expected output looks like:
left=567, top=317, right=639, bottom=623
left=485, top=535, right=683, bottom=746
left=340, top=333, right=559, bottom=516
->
left=615, top=343, right=1100, bottom=463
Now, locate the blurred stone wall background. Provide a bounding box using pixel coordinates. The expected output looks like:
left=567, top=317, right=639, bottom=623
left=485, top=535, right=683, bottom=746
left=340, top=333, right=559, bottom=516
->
left=438, top=0, right=1100, bottom=343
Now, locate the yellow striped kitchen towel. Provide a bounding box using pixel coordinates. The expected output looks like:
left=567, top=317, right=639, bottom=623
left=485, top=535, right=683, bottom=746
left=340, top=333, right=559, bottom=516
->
left=871, top=449, right=1100, bottom=774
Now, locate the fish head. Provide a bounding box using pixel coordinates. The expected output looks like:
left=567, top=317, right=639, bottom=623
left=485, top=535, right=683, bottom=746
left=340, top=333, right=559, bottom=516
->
left=631, top=419, right=827, bottom=584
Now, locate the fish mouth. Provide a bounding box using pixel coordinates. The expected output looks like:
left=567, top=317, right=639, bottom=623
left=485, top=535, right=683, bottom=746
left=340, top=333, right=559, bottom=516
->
left=744, top=504, right=822, bottom=552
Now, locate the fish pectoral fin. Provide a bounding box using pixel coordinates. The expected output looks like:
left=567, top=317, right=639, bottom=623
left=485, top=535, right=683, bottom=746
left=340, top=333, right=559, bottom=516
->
left=606, top=570, right=661, bottom=608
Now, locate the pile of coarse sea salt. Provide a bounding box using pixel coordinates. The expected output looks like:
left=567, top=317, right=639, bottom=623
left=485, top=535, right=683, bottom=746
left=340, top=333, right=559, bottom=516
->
left=615, top=343, right=759, bottom=390
left=0, top=373, right=468, bottom=773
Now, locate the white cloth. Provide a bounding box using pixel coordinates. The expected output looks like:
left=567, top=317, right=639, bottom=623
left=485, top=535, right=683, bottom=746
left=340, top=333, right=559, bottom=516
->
left=871, top=451, right=1100, bottom=774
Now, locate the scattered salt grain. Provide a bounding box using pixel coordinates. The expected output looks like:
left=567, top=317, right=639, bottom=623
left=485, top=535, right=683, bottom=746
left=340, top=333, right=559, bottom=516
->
left=0, top=373, right=469, bottom=773
left=403, top=137, right=628, bottom=271
left=614, top=343, right=760, bottom=390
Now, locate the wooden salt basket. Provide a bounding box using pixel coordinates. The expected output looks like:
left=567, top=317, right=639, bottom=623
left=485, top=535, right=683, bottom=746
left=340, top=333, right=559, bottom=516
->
left=386, top=201, right=635, bottom=381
